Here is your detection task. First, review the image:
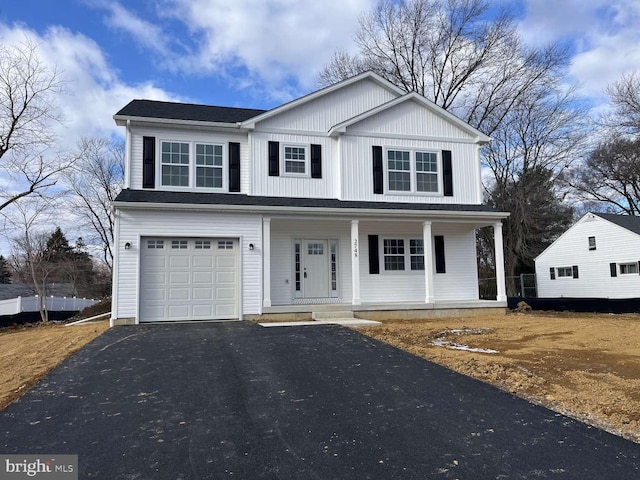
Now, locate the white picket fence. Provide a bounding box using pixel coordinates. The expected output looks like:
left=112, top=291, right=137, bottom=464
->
left=0, top=296, right=97, bottom=316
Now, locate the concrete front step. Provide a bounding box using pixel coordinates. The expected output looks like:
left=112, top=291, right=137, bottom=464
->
left=259, top=319, right=381, bottom=328
left=312, top=310, right=354, bottom=320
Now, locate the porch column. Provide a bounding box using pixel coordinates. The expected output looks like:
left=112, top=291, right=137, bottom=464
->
left=494, top=221, right=507, bottom=302
left=423, top=221, right=435, bottom=304
left=262, top=217, right=271, bottom=308
left=351, top=220, right=361, bottom=305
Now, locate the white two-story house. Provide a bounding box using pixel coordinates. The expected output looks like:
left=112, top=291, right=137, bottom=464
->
left=111, top=72, right=508, bottom=325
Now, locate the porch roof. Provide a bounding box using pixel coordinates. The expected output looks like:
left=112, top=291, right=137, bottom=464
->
left=114, top=189, right=508, bottom=220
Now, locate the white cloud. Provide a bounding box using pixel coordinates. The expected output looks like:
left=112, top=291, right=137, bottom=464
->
left=0, top=21, right=178, bottom=255
left=518, top=0, right=640, bottom=102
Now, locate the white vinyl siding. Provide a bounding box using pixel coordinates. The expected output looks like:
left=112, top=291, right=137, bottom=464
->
left=536, top=214, right=640, bottom=298
left=127, top=126, right=248, bottom=193
left=113, top=208, right=261, bottom=321
left=340, top=136, right=481, bottom=204
left=359, top=223, right=479, bottom=303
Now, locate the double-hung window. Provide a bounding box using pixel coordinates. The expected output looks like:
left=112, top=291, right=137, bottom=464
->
left=383, top=238, right=425, bottom=272
left=283, top=145, right=308, bottom=175
left=196, top=144, right=223, bottom=188
left=160, top=140, right=225, bottom=189
left=161, top=142, right=189, bottom=187
left=387, top=149, right=439, bottom=194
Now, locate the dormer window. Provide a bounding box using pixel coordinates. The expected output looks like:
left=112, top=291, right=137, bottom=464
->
left=161, top=142, right=189, bottom=187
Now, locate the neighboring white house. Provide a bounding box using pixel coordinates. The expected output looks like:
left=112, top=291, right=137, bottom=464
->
left=111, top=72, right=509, bottom=325
left=536, top=212, right=640, bottom=299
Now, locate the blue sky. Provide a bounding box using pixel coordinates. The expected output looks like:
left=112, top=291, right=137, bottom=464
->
left=0, top=0, right=639, bottom=255
left=1, top=0, right=639, bottom=143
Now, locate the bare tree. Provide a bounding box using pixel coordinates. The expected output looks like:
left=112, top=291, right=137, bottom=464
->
left=64, top=137, right=125, bottom=270
left=569, top=138, right=640, bottom=215
left=0, top=38, right=70, bottom=213
left=320, top=0, right=588, bottom=289
left=8, top=198, right=58, bottom=322
left=604, top=72, right=640, bottom=136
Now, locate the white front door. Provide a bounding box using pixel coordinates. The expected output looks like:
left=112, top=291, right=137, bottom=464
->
left=303, top=240, right=329, bottom=298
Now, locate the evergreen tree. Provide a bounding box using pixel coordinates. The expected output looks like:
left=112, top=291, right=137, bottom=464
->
left=0, top=255, right=11, bottom=284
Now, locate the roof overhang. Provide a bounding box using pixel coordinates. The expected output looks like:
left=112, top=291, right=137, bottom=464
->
left=113, top=115, right=246, bottom=131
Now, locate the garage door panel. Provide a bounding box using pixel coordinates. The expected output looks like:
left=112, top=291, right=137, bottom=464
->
left=169, top=256, right=191, bottom=268
left=192, top=287, right=214, bottom=300
left=169, top=272, right=190, bottom=285
left=140, top=237, right=239, bottom=322
left=192, top=271, right=213, bottom=284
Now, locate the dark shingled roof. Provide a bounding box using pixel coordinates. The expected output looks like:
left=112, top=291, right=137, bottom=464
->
left=114, top=189, right=501, bottom=214
left=115, top=99, right=267, bottom=123
left=594, top=212, right=640, bottom=236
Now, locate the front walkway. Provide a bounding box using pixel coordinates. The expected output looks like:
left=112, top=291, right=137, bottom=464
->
left=1, top=323, right=638, bottom=479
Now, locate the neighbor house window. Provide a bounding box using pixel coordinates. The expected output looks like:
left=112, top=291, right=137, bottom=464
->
left=283, top=145, right=307, bottom=175
left=387, top=149, right=440, bottom=193
left=161, top=142, right=190, bottom=186
left=556, top=266, right=573, bottom=278
left=619, top=262, right=638, bottom=275
left=196, top=143, right=223, bottom=188
left=588, top=236, right=596, bottom=251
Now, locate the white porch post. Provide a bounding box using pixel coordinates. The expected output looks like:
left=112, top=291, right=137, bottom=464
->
left=494, top=221, right=507, bottom=302
left=423, top=221, right=435, bottom=304
left=351, top=220, right=361, bottom=305
left=262, top=217, right=272, bottom=308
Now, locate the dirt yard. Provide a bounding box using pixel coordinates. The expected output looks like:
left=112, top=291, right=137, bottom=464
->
left=358, top=311, right=640, bottom=443
left=0, top=321, right=109, bottom=411
left=1, top=313, right=639, bottom=444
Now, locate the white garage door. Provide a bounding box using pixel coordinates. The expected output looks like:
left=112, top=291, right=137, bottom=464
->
left=139, top=237, right=239, bottom=322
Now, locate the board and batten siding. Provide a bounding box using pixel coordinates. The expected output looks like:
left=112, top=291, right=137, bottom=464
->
left=340, top=136, right=481, bottom=204
left=249, top=132, right=338, bottom=198
left=536, top=215, right=640, bottom=299
left=269, top=218, right=353, bottom=305
left=254, top=78, right=399, bottom=132
left=128, top=125, right=249, bottom=193
left=358, top=222, right=480, bottom=303
left=346, top=100, right=476, bottom=141
left=114, top=208, right=262, bottom=320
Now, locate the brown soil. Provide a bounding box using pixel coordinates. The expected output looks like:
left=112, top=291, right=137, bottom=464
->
left=357, top=311, right=640, bottom=443
left=0, top=321, right=109, bottom=411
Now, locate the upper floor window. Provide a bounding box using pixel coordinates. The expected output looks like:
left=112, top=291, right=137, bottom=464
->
left=588, top=236, right=596, bottom=251
left=161, top=142, right=189, bottom=187
left=196, top=144, right=223, bottom=188
left=387, top=149, right=439, bottom=194
left=160, top=140, right=225, bottom=189
left=283, top=145, right=308, bottom=176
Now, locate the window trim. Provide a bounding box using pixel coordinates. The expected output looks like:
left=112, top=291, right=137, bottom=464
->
left=381, top=237, right=425, bottom=273
left=282, top=143, right=310, bottom=178
left=384, top=148, right=442, bottom=196
left=556, top=266, right=574, bottom=278
left=619, top=262, right=639, bottom=275
left=158, top=139, right=228, bottom=191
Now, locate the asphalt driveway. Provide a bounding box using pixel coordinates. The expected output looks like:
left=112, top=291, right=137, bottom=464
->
left=1, top=322, right=638, bottom=479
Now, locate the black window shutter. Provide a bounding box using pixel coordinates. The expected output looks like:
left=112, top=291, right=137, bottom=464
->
left=572, top=265, right=579, bottom=279
left=610, top=263, right=617, bottom=277
left=368, top=235, right=379, bottom=274
left=435, top=235, right=446, bottom=274
left=550, top=267, right=555, bottom=280
left=229, top=142, right=240, bottom=192
left=311, top=144, right=322, bottom=178
left=268, top=141, right=279, bottom=176
left=372, top=146, right=383, bottom=194
left=442, top=150, right=453, bottom=196
left=142, top=136, right=155, bottom=188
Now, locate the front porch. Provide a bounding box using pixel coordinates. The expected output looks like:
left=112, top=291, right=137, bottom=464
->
left=259, top=213, right=507, bottom=316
